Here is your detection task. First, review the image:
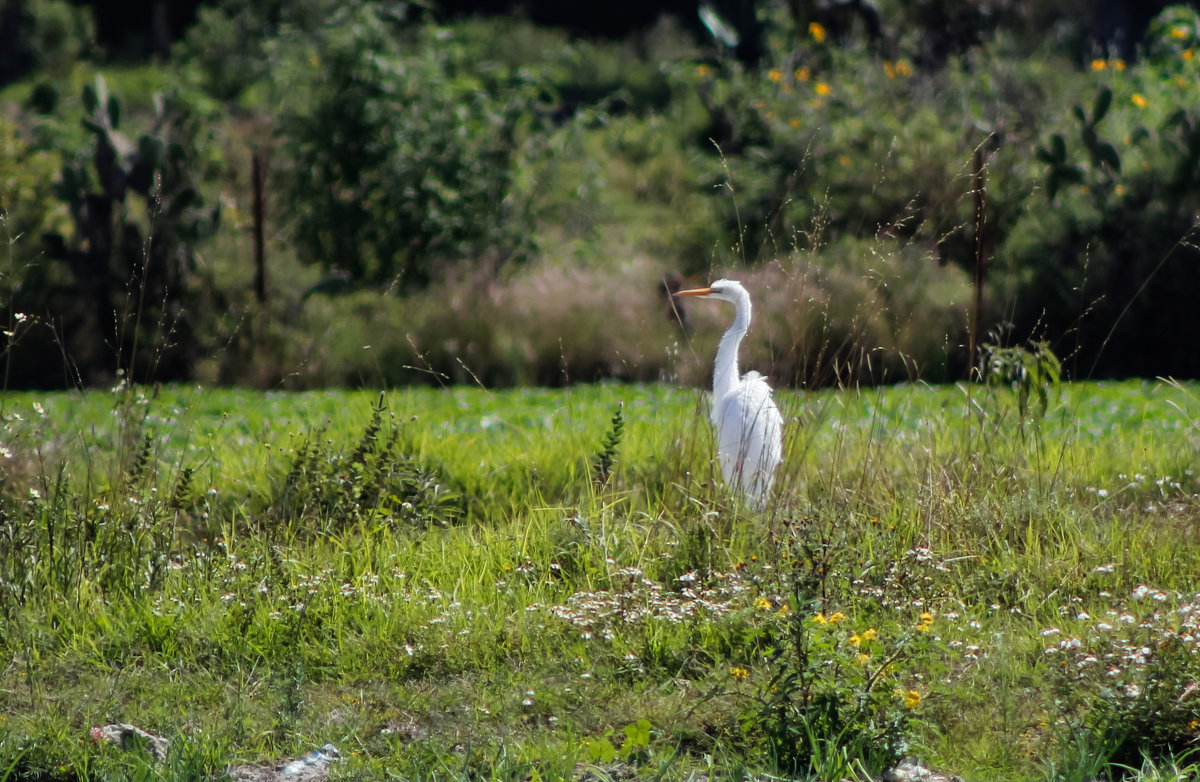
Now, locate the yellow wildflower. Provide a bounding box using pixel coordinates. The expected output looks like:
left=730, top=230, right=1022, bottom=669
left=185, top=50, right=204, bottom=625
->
left=768, top=68, right=784, bottom=82
left=1115, top=184, right=1126, bottom=196
left=815, top=81, right=831, bottom=96
left=901, top=689, right=922, bottom=709
left=696, top=64, right=711, bottom=78
left=789, top=118, right=802, bottom=128
left=884, top=61, right=896, bottom=79
left=895, top=60, right=912, bottom=77
left=1172, top=26, right=1190, bottom=40
left=1114, top=59, right=1126, bottom=71
left=1092, top=59, right=1107, bottom=72
left=1131, top=93, right=1148, bottom=108
left=755, top=597, right=772, bottom=611
left=838, top=154, right=851, bottom=166
left=849, top=633, right=863, bottom=646
left=857, top=653, right=871, bottom=666
left=828, top=611, right=847, bottom=625
left=920, top=611, right=934, bottom=623
left=862, top=627, right=878, bottom=641
left=809, top=22, right=827, bottom=43
left=778, top=602, right=792, bottom=615
left=1185, top=48, right=1195, bottom=60
left=730, top=666, right=750, bottom=678
left=812, top=612, right=827, bottom=625
left=309, top=54, right=321, bottom=67
left=795, top=66, right=811, bottom=81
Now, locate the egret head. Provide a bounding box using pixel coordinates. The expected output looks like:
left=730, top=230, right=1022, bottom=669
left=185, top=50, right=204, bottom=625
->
left=673, top=278, right=746, bottom=304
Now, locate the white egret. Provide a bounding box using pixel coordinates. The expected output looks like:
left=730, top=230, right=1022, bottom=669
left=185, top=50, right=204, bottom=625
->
left=675, top=279, right=783, bottom=508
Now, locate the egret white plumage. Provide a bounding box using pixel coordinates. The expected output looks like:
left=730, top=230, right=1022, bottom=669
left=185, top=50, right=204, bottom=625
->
left=675, top=279, right=783, bottom=508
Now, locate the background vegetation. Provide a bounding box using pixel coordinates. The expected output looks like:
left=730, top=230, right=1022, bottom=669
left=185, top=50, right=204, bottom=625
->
left=2, top=0, right=1199, bottom=390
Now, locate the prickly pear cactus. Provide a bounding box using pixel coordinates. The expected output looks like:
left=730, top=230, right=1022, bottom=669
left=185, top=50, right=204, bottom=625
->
left=42, top=75, right=219, bottom=384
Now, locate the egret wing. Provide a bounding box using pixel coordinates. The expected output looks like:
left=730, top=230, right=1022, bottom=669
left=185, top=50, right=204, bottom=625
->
left=714, top=372, right=783, bottom=507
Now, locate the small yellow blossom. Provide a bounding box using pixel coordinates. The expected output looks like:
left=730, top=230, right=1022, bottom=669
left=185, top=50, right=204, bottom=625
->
left=1131, top=93, right=1148, bottom=108
left=768, top=68, right=784, bottom=82
left=755, top=597, right=772, bottom=611
left=795, top=66, right=811, bottom=81
left=1176, top=75, right=1188, bottom=88
left=309, top=54, right=321, bottom=67
left=789, top=118, right=802, bottom=128
left=1114, top=59, right=1126, bottom=71
left=857, top=653, right=871, bottom=666
left=1092, top=59, right=1107, bottom=72
left=696, top=64, right=711, bottom=78
left=920, top=612, right=934, bottom=623
left=1172, top=26, right=1190, bottom=40
left=730, top=666, right=750, bottom=678
left=1185, top=48, right=1195, bottom=61
left=809, top=22, right=827, bottom=43
left=901, top=689, right=922, bottom=709
left=884, top=61, right=896, bottom=79
left=862, top=627, right=878, bottom=641
left=849, top=633, right=863, bottom=646
left=1115, top=184, right=1126, bottom=196
left=838, top=154, right=851, bottom=166
left=815, top=81, right=831, bottom=96
left=812, top=612, right=827, bottom=625
left=777, top=602, right=792, bottom=615
left=828, top=611, right=847, bottom=625
left=895, top=60, right=912, bottom=77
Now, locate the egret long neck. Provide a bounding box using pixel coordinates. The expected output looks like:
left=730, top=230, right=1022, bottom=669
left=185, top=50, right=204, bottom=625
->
left=712, top=292, right=751, bottom=405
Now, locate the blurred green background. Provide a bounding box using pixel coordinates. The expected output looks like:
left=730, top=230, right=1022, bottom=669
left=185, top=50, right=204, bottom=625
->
left=2, top=0, right=1198, bottom=390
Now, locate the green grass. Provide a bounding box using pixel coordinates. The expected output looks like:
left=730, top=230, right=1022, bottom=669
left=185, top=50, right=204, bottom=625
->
left=0, top=379, right=1198, bottom=780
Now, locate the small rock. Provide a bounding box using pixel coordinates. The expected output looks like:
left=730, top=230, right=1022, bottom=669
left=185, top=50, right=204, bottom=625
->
left=882, top=759, right=964, bottom=782
left=89, top=723, right=170, bottom=763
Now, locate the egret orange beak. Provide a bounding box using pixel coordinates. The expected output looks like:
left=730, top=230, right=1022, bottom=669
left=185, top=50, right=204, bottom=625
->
left=674, top=286, right=712, bottom=297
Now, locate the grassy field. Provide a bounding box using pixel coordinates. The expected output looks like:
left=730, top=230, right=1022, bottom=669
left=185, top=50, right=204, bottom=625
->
left=1, top=379, right=1199, bottom=780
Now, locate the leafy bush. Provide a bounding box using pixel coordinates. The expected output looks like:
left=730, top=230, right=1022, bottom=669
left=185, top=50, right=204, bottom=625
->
left=0, top=0, right=94, bottom=84
left=273, top=5, right=545, bottom=290
left=997, top=5, right=1200, bottom=377
left=0, top=120, right=63, bottom=367
left=174, top=0, right=348, bottom=101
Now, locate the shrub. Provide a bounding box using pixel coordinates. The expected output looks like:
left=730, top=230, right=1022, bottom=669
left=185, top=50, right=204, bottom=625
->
left=0, top=0, right=94, bottom=84
left=174, top=0, right=348, bottom=101
left=996, top=5, right=1200, bottom=377
left=273, top=5, right=545, bottom=290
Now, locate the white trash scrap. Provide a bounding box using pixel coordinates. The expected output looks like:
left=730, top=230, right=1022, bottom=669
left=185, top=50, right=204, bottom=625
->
left=229, top=743, right=341, bottom=782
